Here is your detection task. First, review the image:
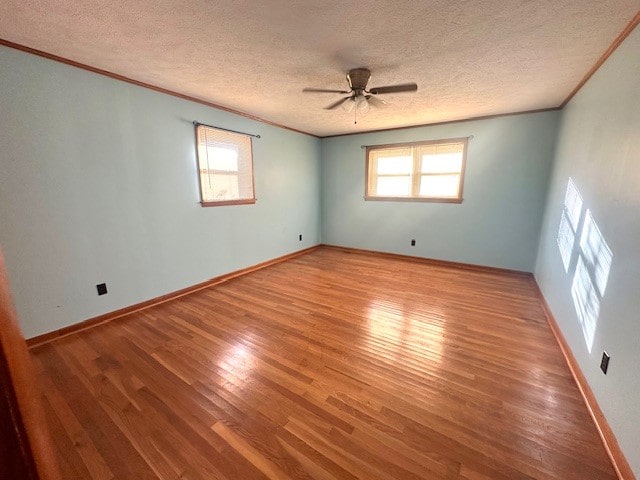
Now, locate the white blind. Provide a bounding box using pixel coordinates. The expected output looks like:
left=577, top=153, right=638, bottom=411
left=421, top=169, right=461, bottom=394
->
left=366, top=140, right=466, bottom=200
left=195, top=125, right=255, bottom=204
left=367, top=147, right=413, bottom=196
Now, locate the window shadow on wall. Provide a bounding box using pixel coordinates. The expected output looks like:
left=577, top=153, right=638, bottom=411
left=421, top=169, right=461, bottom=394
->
left=557, top=179, right=612, bottom=353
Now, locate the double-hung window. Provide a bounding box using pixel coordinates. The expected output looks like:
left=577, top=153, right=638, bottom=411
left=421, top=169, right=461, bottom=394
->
left=195, top=124, right=255, bottom=206
left=365, top=138, right=467, bottom=202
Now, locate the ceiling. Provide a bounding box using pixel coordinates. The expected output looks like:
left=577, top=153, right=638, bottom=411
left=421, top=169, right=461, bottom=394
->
left=1, top=1, right=639, bottom=137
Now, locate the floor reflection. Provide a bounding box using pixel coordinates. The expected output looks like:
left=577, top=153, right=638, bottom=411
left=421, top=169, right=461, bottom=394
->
left=365, top=298, right=445, bottom=364
left=218, top=342, right=254, bottom=388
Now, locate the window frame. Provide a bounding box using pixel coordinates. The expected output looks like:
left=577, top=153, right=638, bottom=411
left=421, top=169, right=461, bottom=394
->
left=194, top=124, right=256, bottom=207
left=364, top=137, right=468, bottom=203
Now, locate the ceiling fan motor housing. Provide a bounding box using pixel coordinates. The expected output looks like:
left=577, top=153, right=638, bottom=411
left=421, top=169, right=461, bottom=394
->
left=347, top=68, right=371, bottom=92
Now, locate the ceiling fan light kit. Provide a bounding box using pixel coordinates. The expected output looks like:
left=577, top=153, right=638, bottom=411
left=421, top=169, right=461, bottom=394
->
left=342, top=95, right=370, bottom=114
left=303, top=68, right=417, bottom=124
left=341, top=98, right=355, bottom=113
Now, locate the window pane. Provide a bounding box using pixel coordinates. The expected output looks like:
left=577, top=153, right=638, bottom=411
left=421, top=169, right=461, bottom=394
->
left=421, top=152, right=463, bottom=174
left=203, top=174, right=239, bottom=201
left=366, top=139, right=466, bottom=201
left=419, top=174, right=460, bottom=197
left=377, top=176, right=411, bottom=196
left=377, top=156, right=412, bottom=174
left=208, top=145, right=238, bottom=171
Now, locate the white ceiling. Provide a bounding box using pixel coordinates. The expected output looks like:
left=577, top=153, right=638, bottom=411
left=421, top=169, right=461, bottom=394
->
left=1, top=1, right=639, bottom=137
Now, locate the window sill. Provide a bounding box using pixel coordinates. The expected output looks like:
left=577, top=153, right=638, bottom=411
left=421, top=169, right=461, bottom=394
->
left=201, top=199, right=256, bottom=207
left=364, top=196, right=463, bottom=204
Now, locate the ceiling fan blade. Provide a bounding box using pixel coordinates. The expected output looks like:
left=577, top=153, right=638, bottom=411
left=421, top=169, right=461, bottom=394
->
left=365, top=95, right=387, bottom=107
left=368, top=83, right=418, bottom=95
left=303, top=88, right=351, bottom=94
left=325, top=97, right=351, bottom=110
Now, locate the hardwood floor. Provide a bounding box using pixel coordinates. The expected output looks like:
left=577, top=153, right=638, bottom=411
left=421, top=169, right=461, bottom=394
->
left=30, top=247, right=617, bottom=480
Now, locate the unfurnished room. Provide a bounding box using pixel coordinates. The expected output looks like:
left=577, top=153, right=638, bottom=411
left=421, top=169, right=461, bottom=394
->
left=1, top=1, right=639, bottom=479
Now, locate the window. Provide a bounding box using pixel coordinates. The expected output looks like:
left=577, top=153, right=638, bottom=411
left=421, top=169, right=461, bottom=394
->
left=195, top=124, right=255, bottom=206
left=365, top=138, right=467, bottom=202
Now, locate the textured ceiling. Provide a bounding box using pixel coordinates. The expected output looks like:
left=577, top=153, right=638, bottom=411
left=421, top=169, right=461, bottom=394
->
left=1, top=1, right=639, bottom=137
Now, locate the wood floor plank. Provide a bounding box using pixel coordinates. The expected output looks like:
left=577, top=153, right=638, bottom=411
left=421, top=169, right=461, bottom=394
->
left=31, top=247, right=618, bottom=479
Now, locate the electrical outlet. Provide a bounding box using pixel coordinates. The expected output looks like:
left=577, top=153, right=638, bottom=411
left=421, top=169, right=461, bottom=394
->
left=299, top=234, right=303, bottom=241
left=600, top=351, right=610, bottom=374
left=411, top=239, right=416, bottom=246
left=96, top=283, right=108, bottom=296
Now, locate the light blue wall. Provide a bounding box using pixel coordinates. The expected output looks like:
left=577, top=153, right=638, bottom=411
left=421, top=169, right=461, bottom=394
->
left=0, top=46, right=321, bottom=338
left=534, top=27, right=640, bottom=476
left=321, top=112, right=559, bottom=271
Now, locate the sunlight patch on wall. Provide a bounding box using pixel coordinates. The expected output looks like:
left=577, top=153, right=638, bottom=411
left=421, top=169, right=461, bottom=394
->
left=557, top=178, right=583, bottom=272
left=557, top=214, right=575, bottom=272
left=571, top=256, right=601, bottom=352
left=557, top=179, right=613, bottom=353
left=572, top=210, right=612, bottom=353
left=580, top=210, right=613, bottom=296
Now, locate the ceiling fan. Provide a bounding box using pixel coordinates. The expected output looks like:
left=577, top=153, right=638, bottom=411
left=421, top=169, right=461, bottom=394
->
left=303, top=68, right=418, bottom=116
